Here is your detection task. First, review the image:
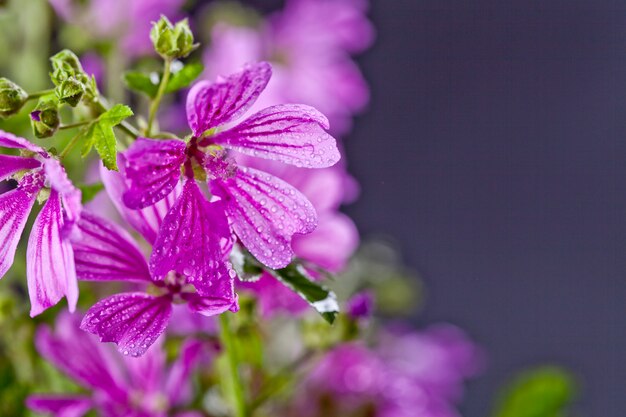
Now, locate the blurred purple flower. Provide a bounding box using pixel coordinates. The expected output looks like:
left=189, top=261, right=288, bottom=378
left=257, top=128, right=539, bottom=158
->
left=301, top=324, right=483, bottom=417
left=48, top=0, right=184, bottom=56
left=71, top=163, right=238, bottom=356
left=0, top=131, right=81, bottom=317
left=27, top=312, right=204, bottom=417
left=346, top=291, right=374, bottom=319
left=204, top=0, right=374, bottom=134
left=122, top=62, right=340, bottom=271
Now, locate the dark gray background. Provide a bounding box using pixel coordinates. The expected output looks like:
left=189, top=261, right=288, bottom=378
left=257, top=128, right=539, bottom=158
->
left=247, top=1, right=626, bottom=416
left=344, top=1, right=626, bottom=416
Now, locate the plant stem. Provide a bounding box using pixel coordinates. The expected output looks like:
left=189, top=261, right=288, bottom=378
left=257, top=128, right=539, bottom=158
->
left=27, top=89, right=54, bottom=100
left=219, top=313, right=248, bottom=417
left=59, top=129, right=84, bottom=159
left=146, top=58, right=172, bottom=137
left=59, top=121, right=91, bottom=130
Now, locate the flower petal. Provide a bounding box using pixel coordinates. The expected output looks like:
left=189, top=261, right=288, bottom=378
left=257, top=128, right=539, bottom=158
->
left=166, top=340, right=204, bottom=405
left=27, top=189, right=78, bottom=317
left=122, top=137, right=185, bottom=209
left=101, top=156, right=181, bottom=245
left=72, top=211, right=151, bottom=282
left=186, top=61, right=272, bottom=136
left=0, top=177, right=40, bottom=279
left=27, top=395, right=92, bottom=417
left=0, top=155, right=40, bottom=182
left=44, top=158, right=82, bottom=235
left=81, top=292, right=172, bottom=357
left=184, top=278, right=239, bottom=317
left=0, top=129, right=46, bottom=154
left=211, top=167, right=317, bottom=269
left=210, top=104, right=340, bottom=168
left=35, top=312, right=128, bottom=400
left=150, top=180, right=235, bottom=296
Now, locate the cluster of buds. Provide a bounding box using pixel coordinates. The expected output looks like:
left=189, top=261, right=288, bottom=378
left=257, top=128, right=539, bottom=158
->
left=50, top=49, right=96, bottom=107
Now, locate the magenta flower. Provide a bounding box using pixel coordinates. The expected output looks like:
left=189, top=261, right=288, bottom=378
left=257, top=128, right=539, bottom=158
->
left=48, top=0, right=184, bottom=56
left=0, top=131, right=81, bottom=316
left=300, top=324, right=483, bottom=417
left=122, top=62, right=340, bottom=273
left=236, top=157, right=359, bottom=316
left=27, top=312, right=204, bottom=417
left=70, top=163, right=238, bottom=356
left=203, top=0, right=374, bottom=134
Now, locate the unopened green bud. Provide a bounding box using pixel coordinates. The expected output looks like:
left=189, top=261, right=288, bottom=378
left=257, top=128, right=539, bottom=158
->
left=0, top=78, right=28, bottom=118
left=30, top=98, right=60, bottom=138
left=56, top=77, right=85, bottom=107
left=50, top=49, right=85, bottom=84
left=150, top=16, right=198, bottom=60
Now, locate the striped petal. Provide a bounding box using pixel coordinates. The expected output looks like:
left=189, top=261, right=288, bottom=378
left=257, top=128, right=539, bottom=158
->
left=81, top=292, right=172, bottom=357
left=44, top=158, right=82, bottom=235
left=210, top=104, right=340, bottom=168
left=0, top=154, right=40, bottom=182
left=150, top=180, right=235, bottom=297
left=72, top=211, right=151, bottom=282
left=100, top=156, right=180, bottom=245
left=211, top=167, right=317, bottom=269
left=122, top=137, right=185, bottom=209
left=27, top=190, right=78, bottom=317
left=186, top=62, right=271, bottom=136
left=0, top=129, right=45, bottom=154
left=27, top=396, right=92, bottom=417
left=0, top=175, right=40, bottom=279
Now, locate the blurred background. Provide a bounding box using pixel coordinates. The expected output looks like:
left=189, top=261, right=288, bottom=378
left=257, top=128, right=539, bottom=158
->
left=339, top=1, right=626, bottom=416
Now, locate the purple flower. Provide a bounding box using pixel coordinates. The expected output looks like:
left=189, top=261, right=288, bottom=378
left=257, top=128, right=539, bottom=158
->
left=0, top=131, right=81, bottom=316
left=27, top=312, right=204, bottom=417
left=300, top=324, right=483, bottom=417
left=70, top=163, right=238, bottom=356
left=48, top=0, right=184, bottom=56
left=122, top=62, right=340, bottom=272
left=236, top=158, right=359, bottom=316
left=203, top=0, right=374, bottom=134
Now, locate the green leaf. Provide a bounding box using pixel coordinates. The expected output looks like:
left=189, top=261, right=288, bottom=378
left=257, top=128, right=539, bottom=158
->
left=77, top=182, right=104, bottom=204
left=123, top=71, right=159, bottom=98
left=123, top=62, right=204, bottom=98
left=493, top=366, right=577, bottom=417
left=270, top=263, right=339, bottom=324
left=81, top=104, right=133, bottom=171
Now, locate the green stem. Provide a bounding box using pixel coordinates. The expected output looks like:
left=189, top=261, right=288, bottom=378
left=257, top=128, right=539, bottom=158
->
left=27, top=89, right=54, bottom=100
left=219, top=313, right=248, bottom=417
left=146, top=58, right=172, bottom=137
left=58, top=129, right=84, bottom=159
left=59, top=121, right=90, bottom=130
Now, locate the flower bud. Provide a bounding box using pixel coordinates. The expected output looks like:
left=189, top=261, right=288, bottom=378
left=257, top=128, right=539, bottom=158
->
left=30, top=98, right=60, bottom=139
left=150, top=16, right=198, bottom=60
left=50, top=49, right=85, bottom=84
left=56, top=77, right=85, bottom=107
left=0, top=78, right=28, bottom=118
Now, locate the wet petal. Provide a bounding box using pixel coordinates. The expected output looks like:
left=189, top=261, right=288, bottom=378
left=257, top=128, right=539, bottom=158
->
left=101, top=156, right=181, bottom=245
left=0, top=154, right=40, bottom=182
left=0, top=129, right=46, bottom=154
left=186, top=61, right=271, bottom=135
left=44, top=158, right=82, bottom=235
left=211, top=167, right=317, bottom=269
left=0, top=177, right=40, bottom=279
left=81, top=292, right=172, bottom=357
left=122, top=137, right=185, bottom=209
left=27, top=190, right=78, bottom=317
left=72, top=211, right=151, bottom=282
left=27, top=395, right=92, bottom=417
left=184, top=277, right=239, bottom=317
left=35, top=312, right=128, bottom=401
left=210, top=104, right=340, bottom=168
left=150, top=180, right=234, bottom=296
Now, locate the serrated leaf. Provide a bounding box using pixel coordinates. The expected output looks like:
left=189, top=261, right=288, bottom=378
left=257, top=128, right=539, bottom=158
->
left=123, top=62, right=204, bottom=98
left=270, top=263, right=339, bottom=324
left=77, top=182, right=104, bottom=204
left=81, top=104, right=133, bottom=171
left=493, top=366, right=577, bottom=417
